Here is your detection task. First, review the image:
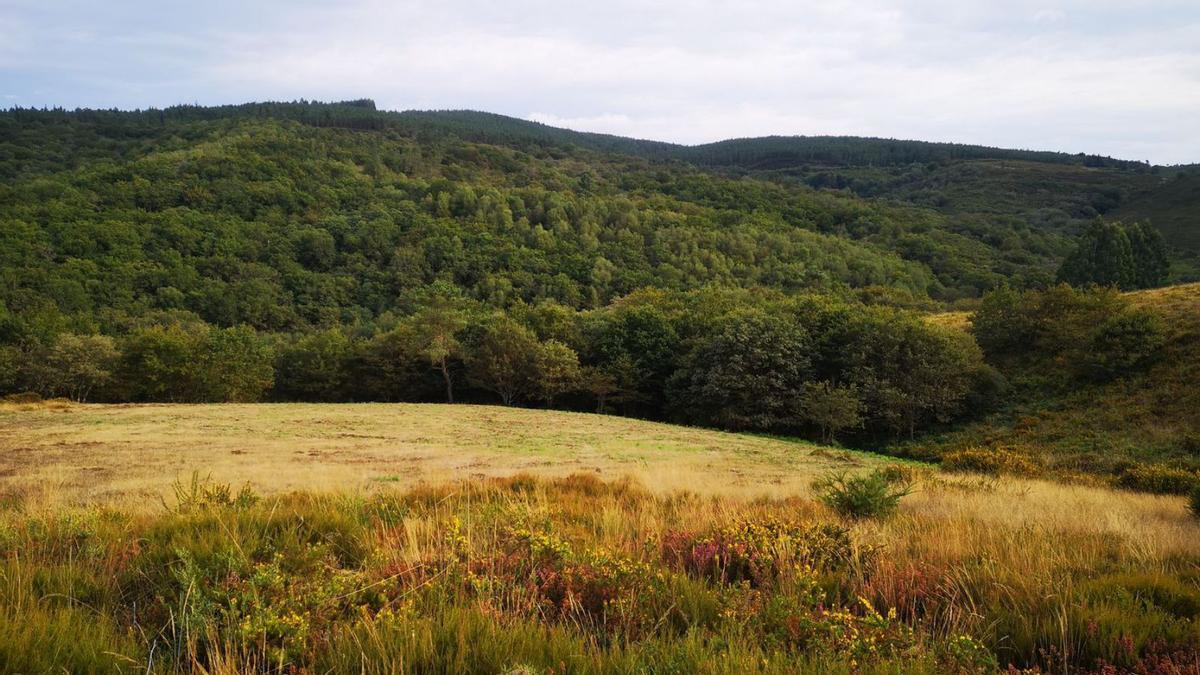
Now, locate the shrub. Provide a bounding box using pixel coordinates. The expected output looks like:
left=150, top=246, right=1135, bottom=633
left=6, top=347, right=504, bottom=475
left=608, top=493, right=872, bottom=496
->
left=941, top=447, right=1043, bottom=477
left=1190, top=486, right=1200, bottom=519
left=811, top=469, right=914, bottom=519
left=167, top=471, right=260, bottom=512
left=1114, top=464, right=1200, bottom=496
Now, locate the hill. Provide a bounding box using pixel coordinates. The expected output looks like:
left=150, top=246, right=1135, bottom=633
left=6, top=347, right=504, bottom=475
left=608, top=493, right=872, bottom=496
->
left=913, top=282, right=1200, bottom=479
left=1, top=99, right=1196, bottom=470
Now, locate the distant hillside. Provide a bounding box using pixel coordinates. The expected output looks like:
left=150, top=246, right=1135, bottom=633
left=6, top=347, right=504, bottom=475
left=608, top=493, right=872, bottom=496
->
left=1112, top=170, right=1200, bottom=274
left=1, top=99, right=1151, bottom=174
left=912, top=282, right=1200, bottom=473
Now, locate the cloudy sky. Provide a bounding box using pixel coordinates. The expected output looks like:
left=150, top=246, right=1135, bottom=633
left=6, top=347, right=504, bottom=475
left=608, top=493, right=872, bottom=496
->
left=2, top=0, right=1198, bottom=164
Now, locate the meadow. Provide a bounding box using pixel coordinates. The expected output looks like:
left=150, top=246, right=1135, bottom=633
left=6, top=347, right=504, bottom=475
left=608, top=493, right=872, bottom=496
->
left=1, top=403, right=1198, bottom=673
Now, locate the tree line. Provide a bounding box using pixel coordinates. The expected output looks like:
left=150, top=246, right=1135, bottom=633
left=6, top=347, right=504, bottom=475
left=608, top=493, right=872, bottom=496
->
left=1, top=288, right=995, bottom=444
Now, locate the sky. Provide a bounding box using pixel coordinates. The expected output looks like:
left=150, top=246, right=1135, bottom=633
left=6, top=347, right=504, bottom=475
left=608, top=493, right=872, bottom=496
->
left=2, top=0, right=1198, bottom=164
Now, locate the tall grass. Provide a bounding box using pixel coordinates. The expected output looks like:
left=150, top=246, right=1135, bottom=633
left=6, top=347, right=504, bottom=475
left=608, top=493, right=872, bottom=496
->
left=0, top=473, right=1195, bottom=673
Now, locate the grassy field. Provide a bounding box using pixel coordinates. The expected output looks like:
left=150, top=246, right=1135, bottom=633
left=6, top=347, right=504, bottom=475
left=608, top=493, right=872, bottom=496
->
left=0, top=402, right=897, bottom=508
left=1, top=402, right=1198, bottom=672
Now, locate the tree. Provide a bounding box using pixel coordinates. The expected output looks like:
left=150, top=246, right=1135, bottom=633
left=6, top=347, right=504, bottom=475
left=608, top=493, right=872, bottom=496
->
left=1057, top=219, right=1167, bottom=290
left=971, top=284, right=1163, bottom=383
left=408, top=297, right=469, bottom=403
left=354, top=326, right=429, bottom=402
left=37, top=334, right=118, bottom=402
left=800, top=381, right=863, bottom=444
left=1126, top=221, right=1169, bottom=289
left=534, top=339, right=581, bottom=405
left=194, top=326, right=275, bottom=402
left=1072, top=309, right=1164, bottom=382
left=587, top=305, right=681, bottom=416
left=579, top=365, right=622, bottom=413
left=970, top=286, right=1023, bottom=360
left=0, top=345, right=19, bottom=394
left=116, top=324, right=273, bottom=403
left=465, top=316, right=542, bottom=406
left=839, top=311, right=984, bottom=437
left=116, top=325, right=201, bottom=402
left=273, top=328, right=353, bottom=401
left=670, top=311, right=812, bottom=431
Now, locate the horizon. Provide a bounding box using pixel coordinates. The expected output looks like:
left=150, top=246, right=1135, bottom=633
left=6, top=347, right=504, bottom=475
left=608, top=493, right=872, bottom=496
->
left=2, top=1, right=1198, bottom=165
left=3, top=98, right=1183, bottom=166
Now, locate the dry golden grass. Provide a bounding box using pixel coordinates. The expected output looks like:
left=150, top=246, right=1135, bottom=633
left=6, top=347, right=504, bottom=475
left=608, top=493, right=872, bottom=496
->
left=0, top=402, right=899, bottom=507
left=2, top=402, right=1194, bottom=554
left=1, top=403, right=1198, bottom=672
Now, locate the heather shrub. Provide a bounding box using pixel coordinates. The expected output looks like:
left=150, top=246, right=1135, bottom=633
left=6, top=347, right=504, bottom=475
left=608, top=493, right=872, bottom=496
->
left=661, top=521, right=862, bottom=587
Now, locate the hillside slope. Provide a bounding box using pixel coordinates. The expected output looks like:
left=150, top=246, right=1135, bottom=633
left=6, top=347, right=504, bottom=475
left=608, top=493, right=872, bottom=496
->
left=912, top=282, right=1200, bottom=473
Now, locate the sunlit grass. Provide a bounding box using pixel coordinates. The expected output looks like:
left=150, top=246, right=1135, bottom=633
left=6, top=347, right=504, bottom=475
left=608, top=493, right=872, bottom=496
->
left=0, top=472, right=1195, bottom=672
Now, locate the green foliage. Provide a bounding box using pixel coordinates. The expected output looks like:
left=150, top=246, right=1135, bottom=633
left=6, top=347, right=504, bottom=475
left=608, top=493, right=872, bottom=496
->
left=26, top=333, right=117, bottom=401
left=196, top=325, right=275, bottom=402
left=1080, top=309, right=1165, bottom=381
left=1127, top=221, right=1172, bottom=288
left=464, top=315, right=544, bottom=406
left=168, top=472, right=260, bottom=513
left=1058, top=219, right=1169, bottom=290
left=113, top=323, right=274, bottom=402
left=2, top=100, right=1192, bottom=452
left=972, top=284, right=1164, bottom=383
left=1190, top=486, right=1200, bottom=519
left=839, top=310, right=985, bottom=436
left=533, top=339, right=581, bottom=405
left=800, top=381, right=864, bottom=443
left=670, top=311, right=811, bottom=430
left=273, top=328, right=353, bottom=401
left=811, top=469, right=915, bottom=519
left=115, top=324, right=200, bottom=402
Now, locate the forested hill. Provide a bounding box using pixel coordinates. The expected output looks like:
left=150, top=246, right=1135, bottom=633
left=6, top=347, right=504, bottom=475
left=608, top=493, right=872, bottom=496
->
left=4, top=98, right=1199, bottom=481
left=1, top=99, right=1150, bottom=174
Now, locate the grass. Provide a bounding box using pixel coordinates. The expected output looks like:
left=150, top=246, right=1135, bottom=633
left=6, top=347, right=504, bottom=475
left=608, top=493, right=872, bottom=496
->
left=0, top=403, right=1198, bottom=671
left=0, top=402, right=891, bottom=508
left=0, top=469, right=1195, bottom=673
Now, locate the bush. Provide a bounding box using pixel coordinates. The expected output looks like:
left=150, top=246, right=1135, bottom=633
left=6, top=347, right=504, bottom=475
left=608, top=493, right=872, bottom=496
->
left=811, top=469, right=915, bottom=519
left=941, top=447, right=1044, bottom=477
left=167, top=472, right=260, bottom=512
left=1114, top=464, right=1200, bottom=496
left=1190, top=486, right=1200, bottom=519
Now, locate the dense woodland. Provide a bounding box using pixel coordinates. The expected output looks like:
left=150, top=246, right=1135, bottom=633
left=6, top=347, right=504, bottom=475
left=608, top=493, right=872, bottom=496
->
left=0, top=100, right=1194, bottom=451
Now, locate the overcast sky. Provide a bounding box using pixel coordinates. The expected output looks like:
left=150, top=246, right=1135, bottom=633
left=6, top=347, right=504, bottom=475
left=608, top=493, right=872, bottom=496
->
left=2, top=0, right=1198, bottom=164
